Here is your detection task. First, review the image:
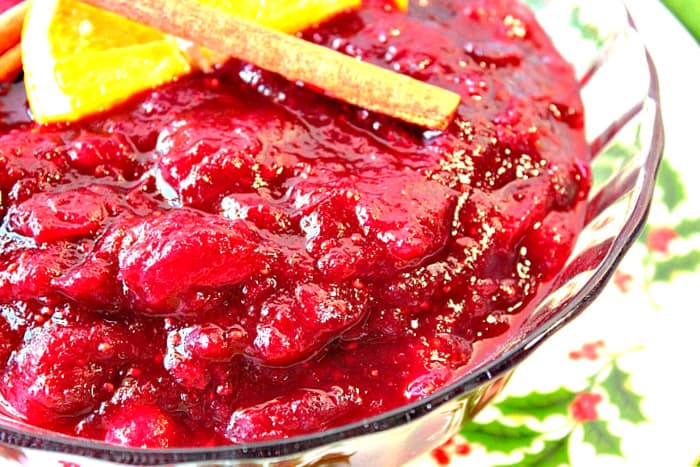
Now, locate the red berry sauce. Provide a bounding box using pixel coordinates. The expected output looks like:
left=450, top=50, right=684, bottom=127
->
left=0, top=0, right=589, bottom=448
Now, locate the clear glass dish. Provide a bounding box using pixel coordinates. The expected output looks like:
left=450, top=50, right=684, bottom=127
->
left=0, top=0, right=663, bottom=465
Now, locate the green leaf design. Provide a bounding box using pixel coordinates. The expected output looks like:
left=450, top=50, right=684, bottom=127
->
left=495, top=387, right=577, bottom=422
left=592, top=164, right=614, bottom=184
left=461, top=420, right=540, bottom=454
left=653, top=250, right=700, bottom=282
left=600, top=363, right=647, bottom=424
left=525, top=0, right=549, bottom=11
left=657, top=158, right=686, bottom=212
left=637, top=223, right=650, bottom=246
left=495, top=435, right=572, bottom=467
left=570, top=6, right=605, bottom=48
left=582, top=421, right=623, bottom=457
left=594, top=142, right=638, bottom=187
left=492, top=435, right=571, bottom=467
left=675, top=218, right=700, bottom=237
left=601, top=142, right=636, bottom=161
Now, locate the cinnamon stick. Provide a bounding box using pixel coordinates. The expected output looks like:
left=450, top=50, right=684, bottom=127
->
left=0, top=2, right=27, bottom=55
left=79, top=0, right=460, bottom=130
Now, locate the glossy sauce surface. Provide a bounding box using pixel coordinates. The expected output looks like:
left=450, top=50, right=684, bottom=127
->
left=0, top=0, right=589, bottom=447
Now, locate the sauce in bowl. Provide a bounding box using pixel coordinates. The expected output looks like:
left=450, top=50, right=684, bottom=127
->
left=0, top=0, right=589, bottom=448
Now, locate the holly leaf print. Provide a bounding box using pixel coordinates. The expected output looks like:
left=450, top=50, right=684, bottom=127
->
left=525, top=0, right=550, bottom=12
left=675, top=217, right=700, bottom=237
left=602, top=141, right=636, bottom=160
left=582, top=421, right=623, bottom=457
left=494, top=435, right=571, bottom=467
left=601, top=362, right=647, bottom=424
left=495, top=387, right=577, bottom=422
left=570, top=6, right=605, bottom=48
left=594, top=142, right=638, bottom=191
left=637, top=223, right=650, bottom=246
left=592, top=164, right=614, bottom=184
left=657, top=158, right=686, bottom=212
left=461, top=420, right=540, bottom=454
left=652, top=250, right=700, bottom=282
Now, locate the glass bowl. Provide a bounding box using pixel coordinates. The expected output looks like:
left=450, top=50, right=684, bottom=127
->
left=0, top=0, right=663, bottom=465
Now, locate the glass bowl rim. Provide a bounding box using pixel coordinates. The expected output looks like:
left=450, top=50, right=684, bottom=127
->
left=0, top=4, right=665, bottom=464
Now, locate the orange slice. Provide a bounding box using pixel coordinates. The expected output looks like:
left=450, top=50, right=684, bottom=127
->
left=21, top=0, right=361, bottom=123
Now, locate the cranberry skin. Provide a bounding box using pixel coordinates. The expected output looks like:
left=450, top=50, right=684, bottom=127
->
left=221, top=193, right=295, bottom=234
left=296, top=187, right=387, bottom=282
left=0, top=321, right=134, bottom=425
left=0, top=130, right=67, bottom=194
left=522, top=210, right=577, bottom=280
left=53, top=256, right=121, bottom=308
left=0, top=245, right=77, bottom=302
left=0, top=314, right=19, bottom=367
left=253, top=283, right=368, bottom=365
left=378, top=259, right=458, bottom=315
left=117, top=210, right=266, bottom=312
left=455, top=178, right=551, bottom=260
left=225, top=386, right=361, bottom=443
left=355, top=176, right=456, bottom=267
left=402, top=334, right=472, bottom=401
left=296, top=178, right=361, bottom=254
left=156, top=111, right=296, bottom=210
left=296, top=173, right=456, bottom=278
left=8, top=187, right=111, bottom=243
left=405, top=367, right=452, bottom=401
left=426, top=333, right=473, bottom=369
left=464, top=40, right=523, bottom=67
left=103, top=403, right=185, bottom=448
left=156, top=117, right=262, bottom=209
left=51, top=215, right=144, bottom=309
left=66, top=132, right=141, bottom=180
left=164, top=323, right=246, bottom=389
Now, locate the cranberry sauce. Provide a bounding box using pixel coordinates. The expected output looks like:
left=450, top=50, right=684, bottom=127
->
left=0, top=0, right=589, bottom=447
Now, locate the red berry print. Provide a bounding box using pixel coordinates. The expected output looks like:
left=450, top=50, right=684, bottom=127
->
left=431, top=446, right=451, bottom=466
left=646, top=226, right=678, bottom=254
left=0, top=445, right=26, bottom=462
left=613, top=270, right=633, bottom=293
left=569, top=340, right=605, bottom=360
left=455, top=443, right=471, bottom=456
left=570, top=392, right=603, bottom=422
left=430, top=437, right=470, bottom=464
